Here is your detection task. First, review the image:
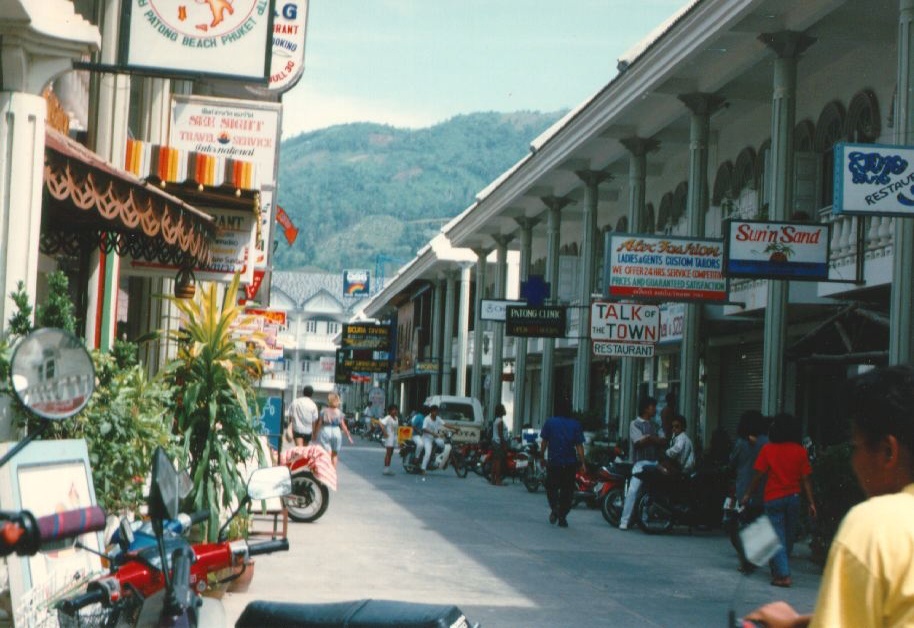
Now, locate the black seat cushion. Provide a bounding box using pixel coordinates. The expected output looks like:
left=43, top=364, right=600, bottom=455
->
left=236, top=599, right=471, bottom=628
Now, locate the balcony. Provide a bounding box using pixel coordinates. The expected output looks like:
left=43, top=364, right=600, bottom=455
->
left=817, top=210, right=894, bottom=298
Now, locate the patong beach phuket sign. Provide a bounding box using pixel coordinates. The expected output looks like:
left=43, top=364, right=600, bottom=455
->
left=604, top=234, right=727, bottom=303
left=833, top=142, right=914, bottom=216
left=121, top=0, right=274, bottom=82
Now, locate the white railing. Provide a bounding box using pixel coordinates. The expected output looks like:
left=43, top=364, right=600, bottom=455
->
left=818, top=207, right=894, bottom=271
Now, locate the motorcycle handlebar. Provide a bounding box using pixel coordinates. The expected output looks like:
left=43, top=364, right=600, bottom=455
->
left=187, top=510, right=209, bottom=525
left=37, top=506, right=106, bottom=546
left=58, top=588, right=105, bottom=615
left=247, top=538, right=289, bottom=557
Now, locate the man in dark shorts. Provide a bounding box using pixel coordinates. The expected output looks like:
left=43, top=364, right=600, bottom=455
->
left=287, top=385, right=319, bottom=446
left=539, top=398, right=586, bottom=528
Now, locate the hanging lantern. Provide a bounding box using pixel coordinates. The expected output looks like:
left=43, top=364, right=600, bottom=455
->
left=174, top=267, right=196, bottom=299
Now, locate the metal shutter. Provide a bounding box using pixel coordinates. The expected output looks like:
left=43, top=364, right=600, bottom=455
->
left=719, top=344, right=764, bottom=436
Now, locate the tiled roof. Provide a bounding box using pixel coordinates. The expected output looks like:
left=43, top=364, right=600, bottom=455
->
left=271, top=270, right=369, bottom=313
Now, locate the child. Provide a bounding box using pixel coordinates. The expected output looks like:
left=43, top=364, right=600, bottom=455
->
left=380, top=404, right=399, bottom=475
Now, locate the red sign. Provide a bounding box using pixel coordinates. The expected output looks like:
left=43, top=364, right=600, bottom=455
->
left=240, top=269, right=266, bottom=303
left=276, top=205, right=299, bottom=246
left=245, top=308, right=287, bottom=326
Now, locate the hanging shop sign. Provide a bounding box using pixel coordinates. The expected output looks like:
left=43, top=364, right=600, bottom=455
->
left=119, top=0, right=274, bottom=83
left=590, top=302, right=659, bottom=358
left=244, top=307, right=287, bottom=327
left=343, top=270, right=371, bottom=297
left=833, top=142, right=914, bottom=216
left=276, top=204, right=299, bottom=245
left=414, top=360, right=439, bottom=375
left=604, top=234, right=727, bottom=303
left=659, top=303, right=685, bottom=345
left=267, top=0, right=309, bottom=92
left=480, top=299, right=527, bottom=322
left=593, top=341, right=655, bottom=358
left=505, top=306, right=567, bottom=338
left=724, top=220, right=830, bottom=281
left=335, top=349, right=389, bottom=380
left=253, top=186, right=274, bottom=274
left=342, top=323, right=391, bottom=351
left=170, top=95, right=282, bottom=180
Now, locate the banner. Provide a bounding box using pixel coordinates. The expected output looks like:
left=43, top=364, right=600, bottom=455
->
left=170, top=95, right=281, bottom=180
left=604, top=234, right=727, bottom=303
left=343, top=270, right=371, bottom=297
left=725, top=220, right=830, bottom=281
left=833, top=142, right=914, bottom=216
left=659, top=303, right=685, bottom=344
left=505, top=306, right=567, bottom=338
left=276, top=205, right=299, bottom=245
left=120, top=0, right=274, bottom=82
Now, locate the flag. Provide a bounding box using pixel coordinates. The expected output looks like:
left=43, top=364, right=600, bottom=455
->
left=276, top=205, right=299, bottom=246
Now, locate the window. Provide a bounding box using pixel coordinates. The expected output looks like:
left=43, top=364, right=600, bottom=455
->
left=327, top=322, right=339, bottom=335
left=815, top=101, right=847, bottom=209
left=305, top=320, right=317, bottom=333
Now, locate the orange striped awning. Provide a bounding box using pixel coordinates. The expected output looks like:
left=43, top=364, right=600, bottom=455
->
left=124, top=139, right=258, bottom=190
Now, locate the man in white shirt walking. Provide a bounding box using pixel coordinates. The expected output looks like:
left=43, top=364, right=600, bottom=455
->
left=287, top=385, right=319, bottom=446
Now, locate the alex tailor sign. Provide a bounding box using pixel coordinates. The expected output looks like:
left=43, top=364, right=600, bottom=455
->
left=120, top=0, right=275, bottom=82
left=591, top=302, right=659, bottom=358
left=604, top=234, right=727, bottom=303
left=725, top=220, right=830, bottom=281
left=833, top=142, right=914, bottom=216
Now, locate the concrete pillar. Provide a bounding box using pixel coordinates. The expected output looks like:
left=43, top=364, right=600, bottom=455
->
left=455, top=263, right=473, bottom=395
left=470, top=249, right=489, bottom=401
left=488, top=235, right=512, bottom=420
left=891, top=0, right=914, bottom=364
left=513, top=218, right=538, bottom=432
left=430, top=279, right=443, bottom=394
left=758, top=32, right=815, bottom=414
left=539, top=196, right=572, bottom=420
left=572, top=170, right=611, bottom=414
left=441, top=271, right=457, bottom=395
left=618, top=137, right=659, bottom=432
left=678, top=93, right=725, bottom=439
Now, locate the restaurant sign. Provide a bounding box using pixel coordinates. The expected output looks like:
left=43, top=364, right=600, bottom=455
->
left=505, top=306, right=567, bottom=338
left=833, top=142, right=914, bottom=216
left=604, top=234, right=727, bottom=303
left=724, top=220, right=830, bottom=281
left=120, top=0, right=274, bottom=82
left=591, top=302, right=659, bottom=359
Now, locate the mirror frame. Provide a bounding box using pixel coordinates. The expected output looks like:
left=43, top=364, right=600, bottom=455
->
left=247, top=466, right=293, bottom=501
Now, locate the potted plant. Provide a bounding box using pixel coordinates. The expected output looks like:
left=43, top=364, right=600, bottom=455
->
left=164, top=273, right=266, bottom=542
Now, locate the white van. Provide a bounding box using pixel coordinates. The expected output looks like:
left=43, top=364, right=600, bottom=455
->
left=422, top=395, right=484, bottom=444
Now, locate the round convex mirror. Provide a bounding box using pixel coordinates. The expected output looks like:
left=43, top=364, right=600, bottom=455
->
left=10, top=328, right=95, bottom=421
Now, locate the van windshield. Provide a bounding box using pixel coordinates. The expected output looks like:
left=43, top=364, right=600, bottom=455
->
left=437, top=402, right=476, bottom=423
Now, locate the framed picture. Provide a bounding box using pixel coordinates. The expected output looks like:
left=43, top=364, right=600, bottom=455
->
left=0, top=439, right=104, bottom=627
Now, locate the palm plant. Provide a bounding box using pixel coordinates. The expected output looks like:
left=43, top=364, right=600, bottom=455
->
left=164, top=274, right=265, bottom=541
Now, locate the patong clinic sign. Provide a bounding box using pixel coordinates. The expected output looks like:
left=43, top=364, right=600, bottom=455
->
left=121, top=0, right=275, bottom=82
left=604, top=234, right=727, bottom=303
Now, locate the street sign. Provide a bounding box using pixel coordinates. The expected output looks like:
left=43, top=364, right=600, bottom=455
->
left=505, top=305, right=567, bottom=338
left=590, top=302, right=660, bottom=343
left=480, top=299, right=527, bottom=322
left=593, top=341, right=656, bottom=358
left=341, top=323, right=391, bottom=350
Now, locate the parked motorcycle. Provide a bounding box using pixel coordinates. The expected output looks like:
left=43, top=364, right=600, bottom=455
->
left=1, top=328, right=107, bottom=556
left=600, top=461, right=633, bottom=527
left=399, top=432, right=468, bottom=477
left=57, top=450, right=293, bottom=627
left=634, top=464, right=731, bottom=534
left=280, top=445, right=336, bottom=522
left=572, top=464, right=626, bottom=509
left=482, top=439, right=530, bottom=482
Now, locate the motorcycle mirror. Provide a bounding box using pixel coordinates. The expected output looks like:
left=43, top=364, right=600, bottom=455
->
left=247, top=466, right=292, bottom=501
left=178, top=468, right=193, bottom=501
left=10, top=328, right=95, bottom=421
left=148, top=447, right=180, bottom=521
left=118, top=516, right=135, bottom=552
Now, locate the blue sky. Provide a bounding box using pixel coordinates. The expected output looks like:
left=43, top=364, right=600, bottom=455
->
left=281, top=0, right=687, bottom=136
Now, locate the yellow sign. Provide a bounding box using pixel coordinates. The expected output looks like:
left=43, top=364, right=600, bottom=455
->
left=398, top=426, right=412, bottom=444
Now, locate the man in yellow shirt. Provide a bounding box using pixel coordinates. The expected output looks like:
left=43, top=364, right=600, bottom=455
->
left=746, top=366, right=914, bottom=627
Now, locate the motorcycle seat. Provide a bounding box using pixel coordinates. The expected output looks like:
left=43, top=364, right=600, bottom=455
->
left=236, top=599, right=471, bottom=628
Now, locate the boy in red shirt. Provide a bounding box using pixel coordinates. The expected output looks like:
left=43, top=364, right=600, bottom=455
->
left=741, top=413, right=817, bottom=588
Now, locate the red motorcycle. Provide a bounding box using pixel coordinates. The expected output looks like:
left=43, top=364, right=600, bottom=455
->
left=481, top=439, right=531, bottom=482
left=280, top=444, right=335, bottom=522
left=573, top=464, right=627, bottom=510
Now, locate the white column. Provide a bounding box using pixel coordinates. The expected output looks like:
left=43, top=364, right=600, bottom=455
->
left=455, top=263, right=473, bottom=395
left=488, top=235, right=512, bottom=419
left=430, top=280, right=443, bottom=394
left=441, top=272, right=457, bottom=395
left=470, top=249, right=489, bottom=401
left=512, top=218, right=538, bottom=432
left=539, top=196, right=572, bottom=420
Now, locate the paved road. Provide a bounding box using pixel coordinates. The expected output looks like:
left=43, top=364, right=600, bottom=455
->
left=223, top=443, right=822, bottom=627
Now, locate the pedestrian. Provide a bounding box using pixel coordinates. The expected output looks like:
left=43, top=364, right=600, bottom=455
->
left=286, top=385, right=319, bottom=447
left=729, top=410, right=769, bottom=573
left=746, top=365, right=914, bottom=627
left=540, top=398, right=586, bottom=528
left=380, top=404, right=399, bottom=475
left=741, top=412, right=816, bottom=588
left=664, top=414, right=695, bottom=474
left=313, top=392, right=354, bottom=468
left=619, top=396, right=666, bottom=530
left=490, top=403, right=508, bottom=486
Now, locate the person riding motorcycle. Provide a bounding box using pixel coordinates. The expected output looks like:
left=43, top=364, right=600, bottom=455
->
left=410, top=406, right=427, bottom=465
left=663, top=414, right=696, bottom=475
left=421, top=405, right=458, bottom=474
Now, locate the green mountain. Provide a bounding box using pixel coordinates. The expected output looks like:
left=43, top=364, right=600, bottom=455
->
left=274, top=111, right=565, bottom=273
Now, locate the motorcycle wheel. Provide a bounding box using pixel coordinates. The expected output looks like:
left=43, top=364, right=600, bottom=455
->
left=481, top=458, right=493, bottom=481
left=284, top=472, right=330, bottom=523
left=637, top=494, right=673, bottom=534
left=402, top=453, right=417, bottom=473
left=601, top=488, right=624, bottom=527
left=523, top=464, right=540, bottom=493
left=452, top=454, right=468, bottom=478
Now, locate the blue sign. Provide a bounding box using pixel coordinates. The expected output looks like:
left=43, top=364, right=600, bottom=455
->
left=259, top=396, right=284, bottom=450
left=520, top=275, right=550, bottom=307
left=834, top=142, right=914, bottom=216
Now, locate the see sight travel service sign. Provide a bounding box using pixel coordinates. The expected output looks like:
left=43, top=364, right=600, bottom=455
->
left=725, top=220, right=830, bottom=281
left=604, top=234, right=727, bottom=303
left=590, top=302, right=660, bottom=358
left=120, top=0, right=275, bottom=82
left=833, top=142, right=914, bottom=216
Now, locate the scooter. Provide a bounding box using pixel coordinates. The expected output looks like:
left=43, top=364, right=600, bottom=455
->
left=399, top=432, right=468, bottom=477
left=572, top=464, right=625, bottom=509
left=57, top=451, right=293, bottom=627
left=633, top=463, right=731, bottom=534
left=600, top=460, right=633, bottom=527
left=1, top=329, right=107, bottom=553
left=280, top=444, right=335, bottom=522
